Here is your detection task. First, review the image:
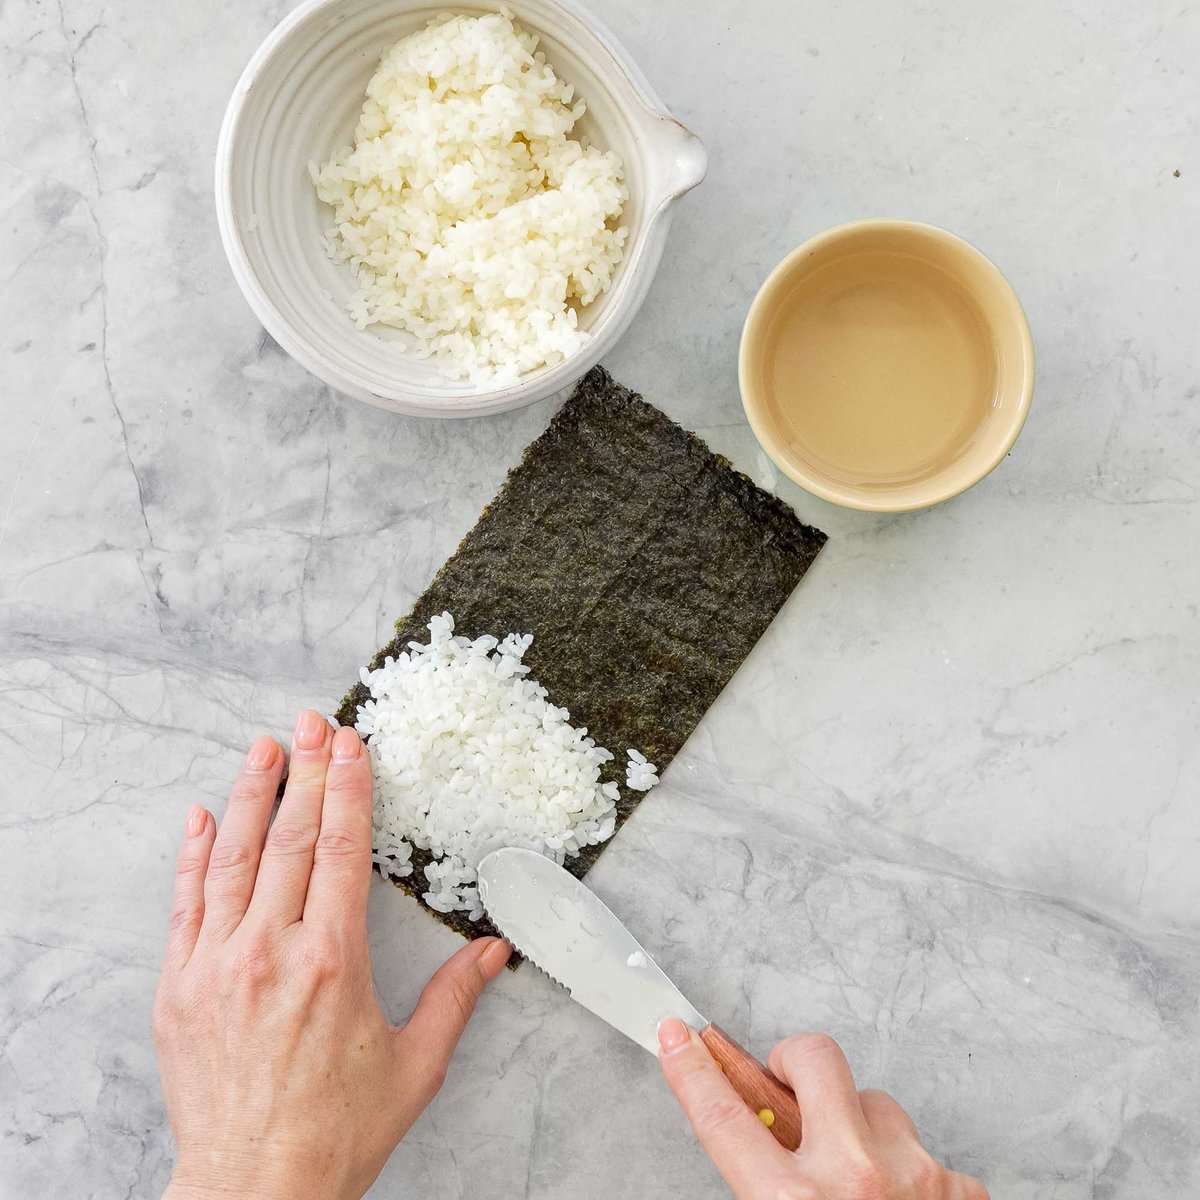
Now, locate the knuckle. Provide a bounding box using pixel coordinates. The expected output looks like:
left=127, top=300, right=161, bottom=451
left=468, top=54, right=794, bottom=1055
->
left=692, top=1093, right=749, bottom=1137
left=264, top=821, right=320, bottom=857
left=228, top=936, right=276, bottom=987
left=151, top=992, right=174, bottom=1042
left=670, top=1050, right=713, bottom=1085
left=444, top=976, right=479, bottom=1027
left=206, top=841, right=251, bottom=878
left=284, top=759, right=330, bottom=794
left=314, top=827, right=364, bottom=862
left=324, top=768, right=369, bottom=799
left=771, top=1032, right=845, bottom=1081
left=299, top=932, right=342, bottom=980
left=228, top=778, right=270, bottom=807
left=174, top=849, right=207, bottom=876
left=843, top=1155, right=889, bottom=1200
left=906, top=1152, right=941, bottom=1191
left=783, top=1032, right=841, bottom=1060
left=168, top=901, right=200, bottom=934
left=961, top=1179, right=990, bottom=1200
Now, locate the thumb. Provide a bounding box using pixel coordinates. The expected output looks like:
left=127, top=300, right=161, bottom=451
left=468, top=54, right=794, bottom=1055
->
left=399, top=936, right=511, bottom=1092
left=657, top=1019, right=794, bottom=1197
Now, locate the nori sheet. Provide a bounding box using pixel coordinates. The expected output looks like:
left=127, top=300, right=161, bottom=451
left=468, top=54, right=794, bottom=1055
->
left=336, top=367, right=827, bottom=941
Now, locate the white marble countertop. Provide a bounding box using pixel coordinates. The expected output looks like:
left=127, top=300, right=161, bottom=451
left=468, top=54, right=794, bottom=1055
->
left=3, top=0, right=1198, bottom=1196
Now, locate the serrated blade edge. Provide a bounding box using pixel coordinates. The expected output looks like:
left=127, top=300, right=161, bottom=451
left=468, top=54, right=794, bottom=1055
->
left=477, top=848, right=706, bottom=1055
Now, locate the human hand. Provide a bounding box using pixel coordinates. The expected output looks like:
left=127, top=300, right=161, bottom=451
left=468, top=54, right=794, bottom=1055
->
left=154, top=710, right=511, bottom=1200
left=658, top=1022, right=987, bottom=1200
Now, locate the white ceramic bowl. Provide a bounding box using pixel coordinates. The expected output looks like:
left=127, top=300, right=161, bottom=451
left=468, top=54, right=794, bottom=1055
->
left=215, top=0, right=706, bottom=418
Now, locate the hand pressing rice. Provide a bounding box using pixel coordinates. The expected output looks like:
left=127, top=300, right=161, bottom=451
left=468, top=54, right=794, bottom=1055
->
left=311, top=10, right=627, bottom=383
left=355, top=613, right=621, bottom=918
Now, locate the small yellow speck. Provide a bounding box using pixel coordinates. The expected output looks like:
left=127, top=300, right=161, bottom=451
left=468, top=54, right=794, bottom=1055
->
left=757, top=1108, right=775, bottom=1128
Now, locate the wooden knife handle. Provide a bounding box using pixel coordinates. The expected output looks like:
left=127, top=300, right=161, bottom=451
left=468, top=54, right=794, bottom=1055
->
left=700, top=1024, right=802, bottom=1151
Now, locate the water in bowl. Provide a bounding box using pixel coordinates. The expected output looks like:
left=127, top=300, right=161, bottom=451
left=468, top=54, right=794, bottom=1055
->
left=762, top=250, right=997, bottom=486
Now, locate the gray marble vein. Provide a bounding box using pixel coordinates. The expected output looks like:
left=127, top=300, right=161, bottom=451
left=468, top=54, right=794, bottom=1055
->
left=2, top=0, right=1198, bottom=1196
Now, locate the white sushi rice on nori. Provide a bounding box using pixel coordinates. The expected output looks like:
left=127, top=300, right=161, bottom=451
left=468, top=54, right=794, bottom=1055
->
left=625, top=747, right=659, bottom=791
left=355, top=613, right=623, bottom=918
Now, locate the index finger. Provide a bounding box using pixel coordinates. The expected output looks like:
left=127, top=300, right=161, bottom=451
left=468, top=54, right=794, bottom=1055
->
left=657, top=1020, right=796, bottom=1198
left=199, top=737, right=284, bottom=942
left=301, top=725, right=373, bottom=933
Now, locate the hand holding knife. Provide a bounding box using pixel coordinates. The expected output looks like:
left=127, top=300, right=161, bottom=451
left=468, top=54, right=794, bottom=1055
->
left=477, top=847, right=803, bottom=1150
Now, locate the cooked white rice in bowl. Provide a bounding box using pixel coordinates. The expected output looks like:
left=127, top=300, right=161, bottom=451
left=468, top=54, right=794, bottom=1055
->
left=311, top=9, right=628, bottom=384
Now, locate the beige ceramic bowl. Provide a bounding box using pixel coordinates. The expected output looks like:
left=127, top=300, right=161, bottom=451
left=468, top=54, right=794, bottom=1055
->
left=739, top=220, right=1034, bottom=511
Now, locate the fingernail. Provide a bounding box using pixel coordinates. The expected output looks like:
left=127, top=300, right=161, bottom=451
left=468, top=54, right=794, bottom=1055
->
left=332, top=725, right=361, bottom=761
left=658, top=1018, right=691, bottom=1055
left=294, top=710, right=328, bottom=751
left=481, top=938, right=512, bottom=977
left=186, top=805, right=207, bottom=837
left=245, top=735, right=278, bottom=771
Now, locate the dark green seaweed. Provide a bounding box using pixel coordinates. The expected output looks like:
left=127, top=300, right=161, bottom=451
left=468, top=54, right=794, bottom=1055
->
left=336, top=367, right=827, bottom=941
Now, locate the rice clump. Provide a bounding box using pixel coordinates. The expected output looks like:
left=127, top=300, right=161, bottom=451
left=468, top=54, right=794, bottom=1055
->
left=625, top=747, right=659, bottom=792
left=311, top=10, right=628, bottom=384
left=355, top=613, right=620, bottom=918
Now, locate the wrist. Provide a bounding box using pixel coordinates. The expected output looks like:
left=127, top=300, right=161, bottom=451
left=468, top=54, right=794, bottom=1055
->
left=164, top=1179, right=290, bottom=1200
left=165, top=1177, right=298, bottom=1200
left=165, top=1152, right=320, bottom=1200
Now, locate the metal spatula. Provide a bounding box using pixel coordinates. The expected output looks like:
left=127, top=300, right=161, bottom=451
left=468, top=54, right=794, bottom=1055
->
left=477, top=847, right=802, bottom=1149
